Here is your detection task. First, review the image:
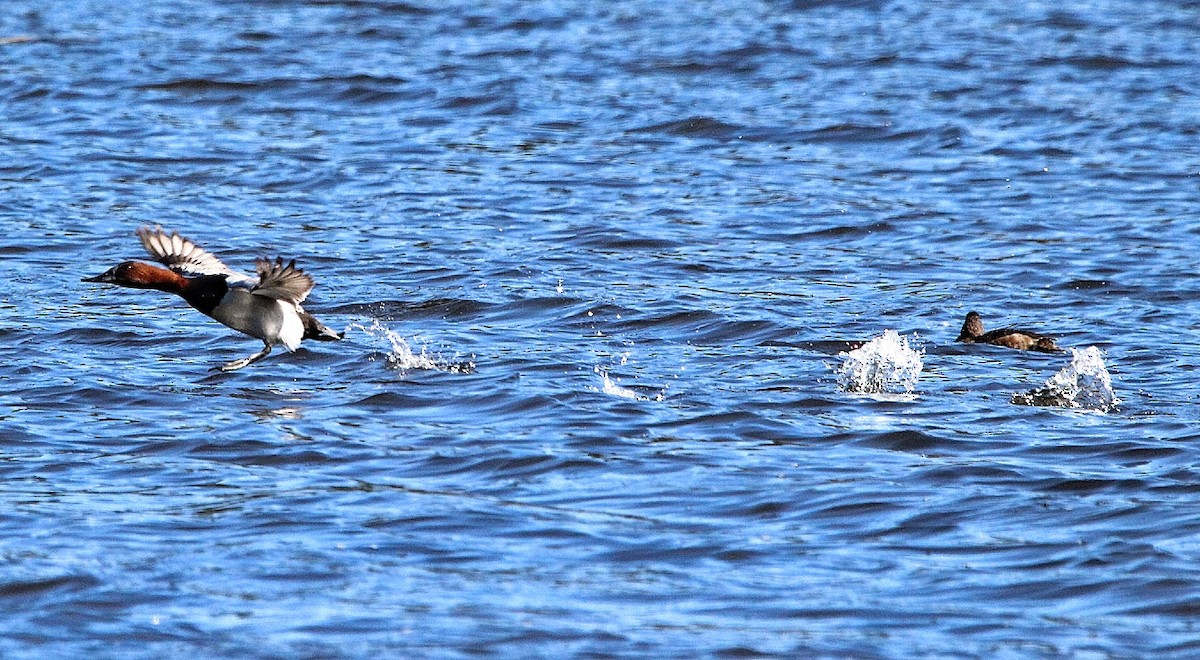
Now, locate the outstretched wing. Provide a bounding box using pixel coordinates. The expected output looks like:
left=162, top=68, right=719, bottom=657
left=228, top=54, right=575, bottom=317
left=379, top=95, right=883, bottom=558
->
left=136, top=226, right=246, bottom=279
left=251, top=257, right=314, bottom=304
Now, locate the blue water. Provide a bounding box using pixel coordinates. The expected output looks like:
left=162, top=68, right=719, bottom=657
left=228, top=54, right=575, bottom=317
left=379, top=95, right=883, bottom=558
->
left=4, top=0, right=1200, bottom=656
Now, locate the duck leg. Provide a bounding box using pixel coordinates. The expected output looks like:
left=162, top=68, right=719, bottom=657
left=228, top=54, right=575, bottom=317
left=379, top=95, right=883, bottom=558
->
left=219, top=342, right=272, bottom=372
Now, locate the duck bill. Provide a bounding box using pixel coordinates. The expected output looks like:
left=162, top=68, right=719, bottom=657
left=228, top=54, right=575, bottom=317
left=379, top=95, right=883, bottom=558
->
left=82, top=267, right=117, bottom=283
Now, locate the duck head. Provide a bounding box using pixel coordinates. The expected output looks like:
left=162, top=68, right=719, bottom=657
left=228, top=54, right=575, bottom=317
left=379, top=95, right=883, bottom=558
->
left=82, top=261, right=183, bottom=290
left=957, top=311, right=984, bottom=341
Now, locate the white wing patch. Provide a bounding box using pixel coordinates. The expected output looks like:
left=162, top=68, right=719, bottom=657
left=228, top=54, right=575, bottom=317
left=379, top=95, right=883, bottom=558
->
left=252, top=257, right=315, bottom=304
left=136, top=226, right=247, bottom=279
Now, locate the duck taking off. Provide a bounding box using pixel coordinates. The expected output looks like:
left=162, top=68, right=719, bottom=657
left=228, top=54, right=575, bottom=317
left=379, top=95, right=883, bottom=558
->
left=83, top=226, right=342, bottom=371
left=956, top=311, right=1060, bottom=353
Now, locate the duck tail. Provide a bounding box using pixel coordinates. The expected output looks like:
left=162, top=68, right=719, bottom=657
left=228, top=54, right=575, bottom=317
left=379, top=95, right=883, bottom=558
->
left=302, top=312, right=343, bottom=341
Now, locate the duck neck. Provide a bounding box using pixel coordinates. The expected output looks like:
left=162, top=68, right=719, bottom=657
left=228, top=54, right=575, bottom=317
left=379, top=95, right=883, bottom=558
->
left=127, top=264, right=228, bottom=315
left=127, top=263, right=189, bottom=293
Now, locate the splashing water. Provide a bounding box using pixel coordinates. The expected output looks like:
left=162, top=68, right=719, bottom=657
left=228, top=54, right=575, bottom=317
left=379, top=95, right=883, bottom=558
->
left=1011, top=346, right=1118, bottom=412
left=345, top=320, right=474, bottom=373
left=837, top=330, right=923, bottom=395
left=593, top=366, right=664, bottom=401
left=596, top=366, right=640, bottom=400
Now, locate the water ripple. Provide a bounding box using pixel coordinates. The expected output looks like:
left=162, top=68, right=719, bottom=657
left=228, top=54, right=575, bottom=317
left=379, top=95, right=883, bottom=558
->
left=4, top=0, right=1200, bottom=656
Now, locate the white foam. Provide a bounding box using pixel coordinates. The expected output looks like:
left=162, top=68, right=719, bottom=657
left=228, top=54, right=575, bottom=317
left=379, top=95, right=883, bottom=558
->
left=1012, top=346, right=1118, bottom=412
left=837, top=330, right=923, bottom=396
left=345, top=320, right=474, bottom=373
left=596, top=366, right=640, bottom=399
left=593, top=365, right=664, bottom=401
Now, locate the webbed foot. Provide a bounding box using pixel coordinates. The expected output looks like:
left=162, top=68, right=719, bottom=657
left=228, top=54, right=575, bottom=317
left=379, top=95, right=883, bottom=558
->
left=216, top=343, right=272, bottom=372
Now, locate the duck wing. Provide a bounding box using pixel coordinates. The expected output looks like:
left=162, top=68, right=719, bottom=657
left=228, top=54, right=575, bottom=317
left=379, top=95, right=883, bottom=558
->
left=251, top=257, right=314, bottom=304
left=136, top=226, right=251, bottom=281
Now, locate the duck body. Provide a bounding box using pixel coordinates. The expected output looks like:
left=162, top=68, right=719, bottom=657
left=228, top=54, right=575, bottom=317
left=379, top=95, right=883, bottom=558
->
left=84, top=227, right=341, bottom=370
left=209, top=284, right=304, bottom=350
left=956, top=311, right=1060, bottom=353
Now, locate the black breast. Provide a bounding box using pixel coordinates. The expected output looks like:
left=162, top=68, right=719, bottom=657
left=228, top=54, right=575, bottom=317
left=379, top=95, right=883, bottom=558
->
left=181, top=275, right=230, bottom=316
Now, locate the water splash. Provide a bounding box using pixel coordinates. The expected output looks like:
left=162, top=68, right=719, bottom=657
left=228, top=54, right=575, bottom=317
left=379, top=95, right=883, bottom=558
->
left=593, top=366, right=665, bottom=402
left=345, top=320, right=474, bottom=373
left=1012, top=346, right=1118, bottom=412
left=837, top=330, right=923, bottom=395
left=595, top=366, right=640, bottom=400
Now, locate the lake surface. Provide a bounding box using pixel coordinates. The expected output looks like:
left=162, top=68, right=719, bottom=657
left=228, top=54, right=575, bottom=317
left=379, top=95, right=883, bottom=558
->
left=3, top=0, right=1200, bottom=656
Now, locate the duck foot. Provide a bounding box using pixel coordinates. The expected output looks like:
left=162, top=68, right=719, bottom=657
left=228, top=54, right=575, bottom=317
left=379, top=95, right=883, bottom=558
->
left=217, top=344, right=272, bottom=372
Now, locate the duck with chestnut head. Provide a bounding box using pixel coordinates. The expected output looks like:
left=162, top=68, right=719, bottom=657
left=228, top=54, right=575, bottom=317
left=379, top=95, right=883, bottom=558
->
left=83, top=226, right=341, bottom=371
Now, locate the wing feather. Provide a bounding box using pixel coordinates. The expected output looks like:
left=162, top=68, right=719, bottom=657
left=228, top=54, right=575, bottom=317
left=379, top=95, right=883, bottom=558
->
left=252, top=257, right=315, bottom=303
left=136, top=226, right=248, bottom=279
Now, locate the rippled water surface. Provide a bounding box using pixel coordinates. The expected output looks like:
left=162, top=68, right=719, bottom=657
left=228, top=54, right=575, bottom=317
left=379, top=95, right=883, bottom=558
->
left=4, top=0, right=1200, bottom=656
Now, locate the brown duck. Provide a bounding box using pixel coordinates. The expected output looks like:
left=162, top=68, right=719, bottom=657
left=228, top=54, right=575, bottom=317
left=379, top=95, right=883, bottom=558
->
left=956, top=311, right=1061, bottom=353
